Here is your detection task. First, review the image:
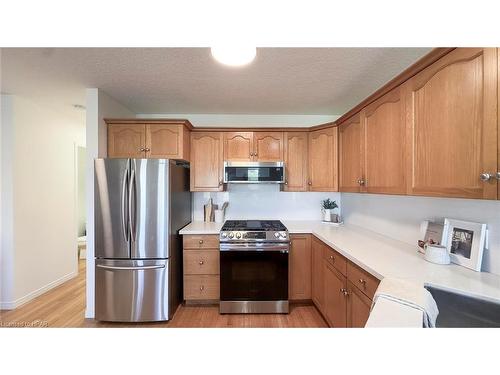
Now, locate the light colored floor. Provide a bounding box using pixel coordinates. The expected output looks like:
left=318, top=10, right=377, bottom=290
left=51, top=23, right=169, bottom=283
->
left=0, top=260, right=327, bottom=328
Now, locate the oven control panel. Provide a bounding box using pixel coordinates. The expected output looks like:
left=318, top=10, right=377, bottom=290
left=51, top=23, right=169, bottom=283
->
left=220, top=230, right=288, bottom=242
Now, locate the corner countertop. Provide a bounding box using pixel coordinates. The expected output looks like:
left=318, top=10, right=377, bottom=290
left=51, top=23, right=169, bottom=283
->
left=179, top=220, right=500, bottom=327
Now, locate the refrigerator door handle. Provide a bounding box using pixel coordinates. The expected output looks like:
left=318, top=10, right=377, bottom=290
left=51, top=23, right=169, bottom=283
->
left=128, top=167, right=136, bottom=242
left=96, top=264, right=165, bottom=271
left=121, top=168, right=129, bottom=242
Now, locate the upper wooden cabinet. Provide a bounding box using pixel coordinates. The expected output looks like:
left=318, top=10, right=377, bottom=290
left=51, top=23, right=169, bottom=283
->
left=339, top=114, right=363, bottom=192
left=106, top=120, right=191, bottom=161
left=405, top=48, right=498, bottom=199
left=283, top=132, right=308, bottom=191
left=108, top=124, right=146, bottom=158
left=362, top=86, right=407, bottom=195
left=224, top=132, right=254, bottom=162
left=308, top=127, right=338, bottom=191
left=190, top=132, right=224, bottom=192
left=224, top=131, right=284, bottom=162
left=289, top=234, right=312, bottom=300
left=254, top=132, right=284, bottom=161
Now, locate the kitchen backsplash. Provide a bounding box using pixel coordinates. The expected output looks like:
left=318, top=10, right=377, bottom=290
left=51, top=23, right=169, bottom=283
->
left=192, top=184, right=341, bottom=221
left=341, top=193, right=500, bottom=275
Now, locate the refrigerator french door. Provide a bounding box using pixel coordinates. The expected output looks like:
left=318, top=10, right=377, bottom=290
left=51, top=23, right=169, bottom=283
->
left=94, top=158, right=191, bottom=322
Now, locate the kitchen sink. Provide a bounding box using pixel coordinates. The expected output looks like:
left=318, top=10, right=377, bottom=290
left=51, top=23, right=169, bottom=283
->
left=425, top=286, right=500, bottom=328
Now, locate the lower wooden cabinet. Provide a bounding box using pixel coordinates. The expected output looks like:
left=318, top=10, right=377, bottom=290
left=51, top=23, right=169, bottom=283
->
left=346, top=280, right=372, bottom=328
left=324, top=262, right=347, bottom=327
left=183, top=235, right=220, bottom=303
left=289, top=234, right=312, bottom=300
left=311, top=236, right=325, bottom=311
left=312, top=236, right=380, bottom=328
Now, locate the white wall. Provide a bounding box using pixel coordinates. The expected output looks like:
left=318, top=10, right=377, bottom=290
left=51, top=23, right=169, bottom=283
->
left=136, top=113, right=339, bottom=127
left=341, top=193, right=500, bottom=275
left=0, top=94, right=85, bottom=308
left=85, top=89, right=134, bottom=318
left=194, top=185, right=341, bottom=221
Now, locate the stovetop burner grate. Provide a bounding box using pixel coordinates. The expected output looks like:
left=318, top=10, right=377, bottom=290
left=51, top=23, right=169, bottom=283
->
left=221, top=220, right=287, bottom=232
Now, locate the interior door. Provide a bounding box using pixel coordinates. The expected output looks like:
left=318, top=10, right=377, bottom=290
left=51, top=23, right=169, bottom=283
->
left=94, top=158, right=131, bottom=259
left=130, top=159, right=170, bottom=259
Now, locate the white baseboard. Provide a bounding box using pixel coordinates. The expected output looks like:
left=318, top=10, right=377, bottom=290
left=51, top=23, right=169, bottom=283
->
left=0, top=270, right=78, bottom=310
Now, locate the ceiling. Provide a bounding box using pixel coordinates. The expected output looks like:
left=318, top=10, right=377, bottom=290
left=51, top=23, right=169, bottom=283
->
left=1, top=47, right=431, bottom=123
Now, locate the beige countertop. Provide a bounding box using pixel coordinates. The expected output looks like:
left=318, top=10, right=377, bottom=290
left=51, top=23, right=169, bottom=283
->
left=179, top=220, right=500, bottom=327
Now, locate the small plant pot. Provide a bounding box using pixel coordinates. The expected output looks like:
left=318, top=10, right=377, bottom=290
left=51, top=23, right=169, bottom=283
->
left=323, top=209, right=332, bottom=222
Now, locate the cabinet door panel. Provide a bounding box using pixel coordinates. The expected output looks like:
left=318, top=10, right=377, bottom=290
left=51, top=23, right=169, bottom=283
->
left=224, top=132, right=254, bottom=162
left=284, top=132, right=308, bottom=191
left=339, top=114, right=363, bottom=192
left=363, top=88, right=407, bottom=194
left=347, top=281, right=372, bottom=328
left=324, top=263, right=347, bottom=328
left=254, top=132, right=283, bottom=161
left=108, top=124, right=145, bottom=158
left=311, top=237, right=325, bottom=312
left=190, top=132, right=224, bottom=191
left=308, top=127, right=338, bottom=191
left=406, top=48, right=498, bottom=199
left=146, top=124, right=181, bottom=159
left=289, top=234, right=312, bottom=300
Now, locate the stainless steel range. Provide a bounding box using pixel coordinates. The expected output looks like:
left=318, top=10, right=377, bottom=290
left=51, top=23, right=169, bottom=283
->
left=219, top=220, right=289, bottom=314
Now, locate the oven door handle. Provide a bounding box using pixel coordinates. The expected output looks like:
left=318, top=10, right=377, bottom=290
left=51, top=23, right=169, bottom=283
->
left=220, top=244, right=289, bottom=252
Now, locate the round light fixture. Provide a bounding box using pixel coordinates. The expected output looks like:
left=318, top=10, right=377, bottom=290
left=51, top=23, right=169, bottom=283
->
left=211, top=46, right=256, bottom=67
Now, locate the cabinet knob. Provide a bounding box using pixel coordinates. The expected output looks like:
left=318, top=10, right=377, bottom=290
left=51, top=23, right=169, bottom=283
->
left=496, top=172, right=500, bottom=180
left=358, top=278, right=366, bottom=285
left=340, top=288, right=349, bottom=296
left=254, top=153, right=258, bottom=157
left=140, top=148, right=145, bottom=152
left=357, top=178, right=365, bottom=186
left=199, top=239, right=203, bottom=244
left=330, top=255, right=335, bottom=263
left=308, top=181, right=312, bottom=185
left=144, top=147, right=151, bottom=152
left=200, top=285, right=205, bottom=291
left=219, top=180, right=223, bottom=186
left=199, top=260, right=204, bottom=265
left=250, top=152, right=254, bottom=156
left=480, top=173, right=494, bottom=182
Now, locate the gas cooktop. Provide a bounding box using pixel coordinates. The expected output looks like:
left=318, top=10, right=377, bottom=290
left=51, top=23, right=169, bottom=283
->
left=220, top=220, right=288, bottom=242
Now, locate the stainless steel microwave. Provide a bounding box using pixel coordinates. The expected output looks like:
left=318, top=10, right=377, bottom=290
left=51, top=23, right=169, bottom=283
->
left=223, top=161, right=285, bottom=184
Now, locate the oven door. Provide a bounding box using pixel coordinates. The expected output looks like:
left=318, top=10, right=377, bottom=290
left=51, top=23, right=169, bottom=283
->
left=220, top=243, right=289, bottom=306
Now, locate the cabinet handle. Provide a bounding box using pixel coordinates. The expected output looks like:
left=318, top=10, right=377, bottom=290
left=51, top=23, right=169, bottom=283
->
left=254, top=153, right=258, bottom=157
left=199, top=260, right=204, bottom=265
left=358, top=278, right=366, bottom=285
left=250, top=152, right=254, bottom=156
left=340, top=288, right=349, bottom=296
left=357, top=178, right=365, bottom=186
left=285, top=180, right=288, bottom=185
left=200, top=285, right=205, bottom=291
left=480, top=173, right=494, bottom=182
left=329, top=255, right=335, bottom=263
left=219, top=180, right=223, bottom=186
left=308, top=181, right=312, bottom=186
left=140, top=148, right=145, bottom=152
left=496, top=172, right=500, bottom=180
left=144, top=147, right=151, bottom=152
left=199, top=240, right=203, bottom=244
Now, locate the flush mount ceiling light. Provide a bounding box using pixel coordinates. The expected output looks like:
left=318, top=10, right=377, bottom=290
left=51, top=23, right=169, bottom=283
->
left=211, top=46, right=257, bottom=67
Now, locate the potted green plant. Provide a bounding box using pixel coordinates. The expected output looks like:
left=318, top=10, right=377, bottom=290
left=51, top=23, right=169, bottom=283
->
left=321, top=198, right=338, bottom=222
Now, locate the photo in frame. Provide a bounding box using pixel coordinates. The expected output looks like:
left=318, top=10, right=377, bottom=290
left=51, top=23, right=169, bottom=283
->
left=418, top=220, right=446, bottom=254
left=443, top=218, right=487, bottom=272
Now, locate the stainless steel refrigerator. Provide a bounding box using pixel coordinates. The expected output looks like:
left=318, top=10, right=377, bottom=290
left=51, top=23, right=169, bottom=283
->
left=94, top=158, right=191, bottom=322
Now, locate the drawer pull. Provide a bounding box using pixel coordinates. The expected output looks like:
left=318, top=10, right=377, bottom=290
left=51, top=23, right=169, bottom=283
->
left=358, top=278, right=366, bottom=285
left=329, top=255, right=335, bottom=262
left=199, top=240, right=204, bottom=244
left=200, top=285, right=205, bottom=291
left=340, top=288, right=349, bottom=296
left=199, top=260, right=204, bottom=265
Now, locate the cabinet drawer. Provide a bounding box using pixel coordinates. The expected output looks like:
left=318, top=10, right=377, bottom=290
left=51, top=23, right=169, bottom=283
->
left=184, top=250, right=219, bottom=275
left=183, top=235, right=219, bottom=249
left=323, top=245, right=347, bottom=276
left=184, top=275, right=220, bottom=300
left=347, top=261, right=380, bottom=300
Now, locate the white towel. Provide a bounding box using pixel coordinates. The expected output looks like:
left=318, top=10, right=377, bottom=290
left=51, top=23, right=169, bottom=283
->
left=372, top=278, right=439, bottom=328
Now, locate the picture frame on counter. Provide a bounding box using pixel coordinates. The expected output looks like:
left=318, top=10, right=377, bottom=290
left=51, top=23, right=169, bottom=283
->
left=443, top=218, right=487, bottom=272
left=418, top=220, right=446, bottom=254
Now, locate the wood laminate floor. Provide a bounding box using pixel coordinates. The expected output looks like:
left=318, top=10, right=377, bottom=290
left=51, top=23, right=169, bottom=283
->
left=0, top=260, right=327, bottom=328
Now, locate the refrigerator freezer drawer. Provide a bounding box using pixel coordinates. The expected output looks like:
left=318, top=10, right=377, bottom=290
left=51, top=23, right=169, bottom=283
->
left=95, top=259, right=169, bottom=322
